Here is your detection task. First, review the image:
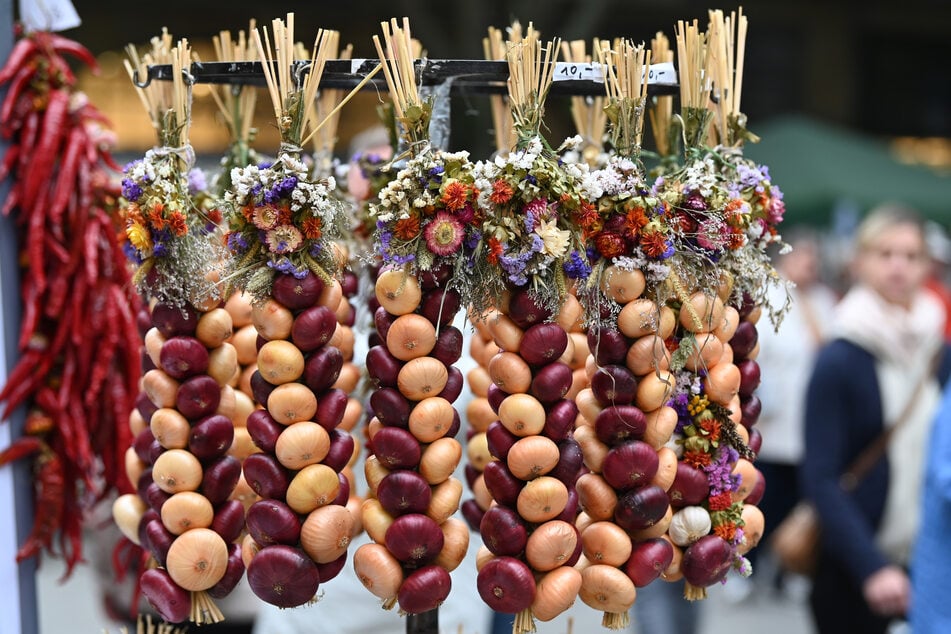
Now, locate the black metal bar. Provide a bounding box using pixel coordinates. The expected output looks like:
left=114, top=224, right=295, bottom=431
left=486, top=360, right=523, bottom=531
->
left=135, top=58, right=679, bottom=97
left=406, top=609, right=439, bottom=634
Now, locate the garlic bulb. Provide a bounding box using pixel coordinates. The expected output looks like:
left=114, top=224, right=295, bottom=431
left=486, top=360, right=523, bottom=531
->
left=668, top=506, right=712, bottom=547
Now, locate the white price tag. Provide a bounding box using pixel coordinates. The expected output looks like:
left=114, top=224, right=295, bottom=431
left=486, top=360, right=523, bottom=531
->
left=645, top=62, right=677, bottom=85
left=552, top=62, right=604, bottom=83
left=351, top=58, right=368, bottom=75
left=19, top=0, right=81, bottom=33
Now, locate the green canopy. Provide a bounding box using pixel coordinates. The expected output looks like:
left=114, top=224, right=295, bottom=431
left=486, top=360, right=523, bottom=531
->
left=741, top=115, right=951, bottom=226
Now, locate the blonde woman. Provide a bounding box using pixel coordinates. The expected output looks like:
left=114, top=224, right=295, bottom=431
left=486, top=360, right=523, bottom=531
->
left=802, top=206, right=950, bottom=633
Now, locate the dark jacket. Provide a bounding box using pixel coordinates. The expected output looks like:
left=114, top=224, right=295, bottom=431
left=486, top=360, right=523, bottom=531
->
left=801, top=338, right=951, bottom=583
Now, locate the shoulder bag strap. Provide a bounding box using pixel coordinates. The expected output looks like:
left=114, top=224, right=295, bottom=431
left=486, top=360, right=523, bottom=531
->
left=839, top=346, right=945, bottom=491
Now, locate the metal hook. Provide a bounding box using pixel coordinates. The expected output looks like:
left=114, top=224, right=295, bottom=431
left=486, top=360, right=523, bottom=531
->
left=182, top=67, right=196, bottom=86
left=292, top=60, right=310, bottom=90
left=132, top=69, right=152, bottom=89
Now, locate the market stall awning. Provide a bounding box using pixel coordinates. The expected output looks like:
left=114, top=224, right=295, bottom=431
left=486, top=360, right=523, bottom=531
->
left=742, top=115, right=951, bottom=225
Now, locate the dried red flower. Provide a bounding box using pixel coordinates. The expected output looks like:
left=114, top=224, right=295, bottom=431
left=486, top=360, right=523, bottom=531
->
left=489, top=179, right=514, bottom=205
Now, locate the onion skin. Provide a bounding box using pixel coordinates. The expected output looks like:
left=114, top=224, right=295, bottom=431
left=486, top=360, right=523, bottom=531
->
left=176, top=375, right=222, bottom=421
left=601, top=440, right=659, bottom=491
left=370, top=387, right=411, bottom=428
left=681, top=534, right=734, bottom=589
left=482, top=459, right=523, bottom=508
left=542, top=399, right=578, bottom=442
left=420, top=288, right=462, bottom=326
left=315, top=388, right=348, bottom=431
left=201, top=455, right=242, bottom=506
left=152, top=303, right=199, bottom=338
left=508, top=288, right=553, bottom=329
left=165, top=527, right=229, bottom=591
left=188, top=414, right=235, bottom=463
left=247, top=499, right=302, bottom=546
left=546, top=438, right=584, bottom=486
left=594, top=405, right=647, bottom=446
left=353, top=542, right=403, bottom=600
left=614, top=485, right=670, bottom=532
left=480, top=505, right=529, bottom=556
left=211, top=499, right=246, bottom=544
left=486, top=421, right=519, bottom=461
left=398, top=565, right=452, bottom=614
left=370, top=426, right=422, bottom=470
left=207, top=543, right=246, bottom=599
left=384, top=513, right=445, bottom=566
left=520, top=323, right=569, bottom=367
left=532, top=566, right=582, bottom=622
left=247, top=544, right=321, bottom=608
left=669, top=462, right=711, bottom=508
left=477, top=555, right=537, bottom=613
left=291, top=306, right=338, bottom=352
left=590, top=365, right=638, bottom=407
left=242, top=453, right=291, bottom=500
left=625, top=537, right=674, bottom=587
left=530, top=362, right=573, bottom=403
left=315, top=551, right=348, bottom=583
left=377, top=470, right=433, bottom=516
left=145, top=519, right=175, bottom=567
left=303, top=346, right=344, bottom=394
left=272, top=272, right=324, bottom=310
left=323, top=428, right=356, bottom=472
left=141, top=568, right=191, bottom=623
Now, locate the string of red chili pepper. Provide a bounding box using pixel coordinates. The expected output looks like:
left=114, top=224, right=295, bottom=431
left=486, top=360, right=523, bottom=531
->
left=0, top=28, right=142, bottom=577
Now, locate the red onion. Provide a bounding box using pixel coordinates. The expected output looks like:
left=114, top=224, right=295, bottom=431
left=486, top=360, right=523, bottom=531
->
left=145, top=519, right=175, bottom=567
left=207, top=543, right=245, bottom=599
left=247, top=499, right=303, bottom=546
left=332, top=471, right=350, bottom=506
left=366, top=345, right=402, bottom=388
left=374, top=306, right=396, bottom=341
left=487, top=383, right=507, bottom=414
left=587, top=327, right=629, bottom=366
left=211, top=499, right=246, bottom=544
left=139, top=468, right=157, bottom=500
left=748, top=427, right=763, bottom=455
left=340, top=271, right=359, bottom=298
left=464, top=464, right=481, bottom=489
left=370, top=387, right=411, bottom=429
left=542, top=399, right=578, bottom=442
left=439, top=366, right=464, bottom=404
left=399, top=565, right=452, bottom=614
left=303, top=346, right=343, bottom=393
left=746, top=469, right=766, bottom=506
left=144, top=440, right=164, bottom=470
left=462, top=499, right=486, bottom=531
left=137, top=508, right=159, bottom=549
left=547, top=438, right=584, bottom=486
left=247, top=409, right=283, bottom=453
left=595, top=405, right=647, bottom=446
left=564, top=525, right=583, bottom=567
left=486, top=421, right=518, bottom=461
left=602, top=440, right=659, bottom=491
left=315, top=388, right=348, bottom=431
left=291, top=305, right=338, bottom=352
left=141, top=567, right=191, bottom=623
left=247, top=544, right=321, bottom=607
left=530, top=362, right=573, bottom=403
left=160, top=336, right=210, bottom=380
left=201, top=455, right=242, bottom=505
left=729, top=321, right=758, bottom=360
left=176, top=375, right=221, bottom=421
left=250, top=370, right=277, bottom=406
left=242, top=453, right=291, bottom=500
left=482, top=460, right=523, bottom=508
left=384, top=513, right=444, bottom=566
left=377, top=470, right=433, bottom=516
left=555, top=487, right=580, bottom=524
left=323, top=428, right=356, bottom=472
left=145, top=482, right=171, bottom=513
left=476, top=556, right=536, bottom=613
left=370, top=426, right=422, bottom=470
left=591, top=365, right=638, bottom=406
left=624, top=537, right=674, bottom=586
left=420, top=288, right=462, bottom=326
left=520, top=323, right=568, bottom=366
left=315, top=551, right=348, bottom=583
left=480, top=505, right=528, bottom=556
left=272, top=272, right=324, bottom=310
left=151, top=303, right=198, bottom=338
left=740, top=394, right=762, bottom=428
left=508, top=288, right=552, bottom=329
left=418, top=262, right=452, bottom=290
left=135, top=392, right=159, bottom=424
left=137, top=307, right=153, bottom=337
left=668, top=462, right=710, bottom=508
left=737, top=359, right=761, bottom=398
left=446, top=410, right=461, bottom=439
left=682, top=534, right=734, bottom=588
left=614, top=485, right=670, bottom=532
left=188, top=414, right=235, bottom=463
left=134, top=427, right=157, bottom=463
